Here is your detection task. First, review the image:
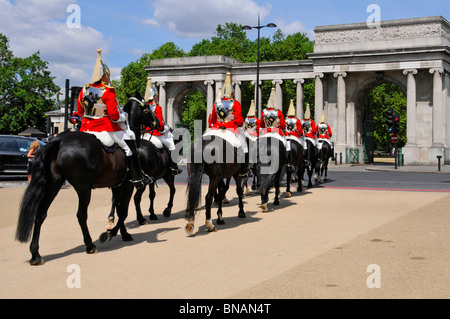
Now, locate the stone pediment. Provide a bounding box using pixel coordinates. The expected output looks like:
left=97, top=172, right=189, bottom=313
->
left=314, top=16, right=450, bottom=53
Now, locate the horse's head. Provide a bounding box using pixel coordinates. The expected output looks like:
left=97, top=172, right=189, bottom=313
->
left=123, top=91, right=160, bottom=132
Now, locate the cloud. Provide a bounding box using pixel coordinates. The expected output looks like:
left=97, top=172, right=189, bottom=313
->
left=149, top=0, right=272, bottom=38
left=0, top=0, right=108, bottom=90
left=274, top=20, right=315, bottom=40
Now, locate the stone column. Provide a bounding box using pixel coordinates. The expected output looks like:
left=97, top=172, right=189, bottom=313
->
left=334, top=72, right=347, bottom=144
left=233, top=80, right=242, bottom=103
left=156, top=81, right=167, bottom=120
left=272, top=80, right=283, bottom=110
left=314, top=73, right=324, bottom=122
left=252, top=80, right=262, bottom=115
left=204, top=80, right=214, bottom=122
left=403, top=69, right=418, bottom=145
left=294, top=78, right=305, bottom=119
left=430, top=68, right=444, bottom=146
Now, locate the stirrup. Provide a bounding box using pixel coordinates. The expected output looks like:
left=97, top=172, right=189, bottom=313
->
left=170, top=167, right=182, bottom=175
left=131, top=174, right=154, bottom=189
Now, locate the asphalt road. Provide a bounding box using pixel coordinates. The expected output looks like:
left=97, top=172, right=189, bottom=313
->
left=0, top=162, right=449, bottom=303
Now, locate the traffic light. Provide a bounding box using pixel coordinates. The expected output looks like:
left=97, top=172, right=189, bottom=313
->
left=392, top=113, right=400, bottom=134
left=385, top=107, right=394, bottom=132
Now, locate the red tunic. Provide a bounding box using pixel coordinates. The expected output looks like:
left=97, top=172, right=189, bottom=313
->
left=77, top=83, right=122, bottom=132
left=245, top=116, right=261, bottom=137
left=209, top=98, right=244, bottom=133
left=285, top=117, right=303, bottom=138
left=145, top=104, right=165, bottom=136
left=260, top=108, right=286, bottom=136
left=302, top=119, right=317, bottom=139
left=316, top=123, right=333, bottom=139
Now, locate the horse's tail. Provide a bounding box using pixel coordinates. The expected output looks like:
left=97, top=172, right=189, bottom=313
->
left=185, top=160, right=204, bottom=220
left=15, top=139, right=60, bottom=243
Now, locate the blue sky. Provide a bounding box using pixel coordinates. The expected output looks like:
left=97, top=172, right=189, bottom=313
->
left=1, top=0, right=449, bottom=91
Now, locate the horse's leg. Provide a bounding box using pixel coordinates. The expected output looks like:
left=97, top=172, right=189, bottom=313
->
left=133, top=185, right=148, bottom=224
left=29, top=182, right=63, bottom=265
left=204, top=179, right=220, bottom=232
left=115, top=184, right=134, bottom=241
left=75, top=188, right=97, bottom=254
left=261, top=188, right=270, bottom=213
left=163, top=175, right=175, bottom=218
left=148, top=183, right=158, bottom=221
left=107, top=196, right=116, bottom=231
left=286, top=169, right=292, bottom=198
left=274, top=176, right=280, bottom=206
left=216, top=179, right=228, bottom=225
left=235, top=175, right=246, bottom=219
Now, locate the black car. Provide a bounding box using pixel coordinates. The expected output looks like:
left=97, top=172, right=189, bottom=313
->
left=0, top=135, right=45, bottom=175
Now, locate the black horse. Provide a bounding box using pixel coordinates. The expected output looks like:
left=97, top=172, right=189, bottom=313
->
left=256, top=133, right=287, bottom=213
left=108, top=138, right=177, bottom=228
left=317, top=139, right=332, bottom=183
left=285, top=137, right=305, bottom=197
left=107, top=92, right=176, bottom=227
left=184, top=131, right=246, bottom=235
left=302, top=138, right=319, bottom=188
left=15, top=97, right=159, bottom=266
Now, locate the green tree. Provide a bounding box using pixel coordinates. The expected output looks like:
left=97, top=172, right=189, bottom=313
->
left=0, top=33, right=59, bottom=134
left=365, top=83, right=406, bottom=152
left=113, top=42, right=186, bottom=104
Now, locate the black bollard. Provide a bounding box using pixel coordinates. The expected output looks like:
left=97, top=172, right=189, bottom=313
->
left=437, top=155, right=442, bottom=171
left=334, top=153, right=338, bottom=165
left=339, top=152, right=342, bottom=165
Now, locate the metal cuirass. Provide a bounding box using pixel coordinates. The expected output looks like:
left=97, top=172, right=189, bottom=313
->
left=286, top=117, right=298, bottom=132
left=318, top=123, right=328, bottom=135
left=245, top=117, right=257, bottom=131
left=216, top=99, right=234, bottom=123
left=263, top=109, right=279, bottom=128
left=302, top=120, right=312, bottom=133
left=83, top=85, right=107, bottom=119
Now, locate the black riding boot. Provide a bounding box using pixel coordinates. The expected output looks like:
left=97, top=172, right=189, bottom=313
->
left=125, top=140, right=154, bottom=189
left=169, top=153, right=182, bottom=175
left=239, top=151, right=250, bottom=177
left=331, top=145, right=335, bottom=161
left=286, top=150, right=295, bottom=172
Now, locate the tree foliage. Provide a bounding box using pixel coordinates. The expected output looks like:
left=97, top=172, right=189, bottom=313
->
left=0, top=33, right=60, bottom=134
left=365, top=83, right=407, bottom=152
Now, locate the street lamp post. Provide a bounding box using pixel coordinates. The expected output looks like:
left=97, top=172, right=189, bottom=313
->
left=242, top=14, right=276, bottom=115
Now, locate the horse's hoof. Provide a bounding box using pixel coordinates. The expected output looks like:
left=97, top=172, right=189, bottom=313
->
left=217, top=219, right=226, bottom=225
left=149, top=214, right=158, bottom=221
left=99, top=231, right=112, bottom=244
left=163, top=208, right=172, bottom=218
left=185, top=223, right=194, bottom=236
left=122, top=233, right=133, bottom=242
left=223, top=197, right=229, bottom=204
left=30, top=256, right=45, bottom=266
left=86, top=246, right=98, bottom=254
left=286, top=191, right=292, bottom=198
left=205, top=219, right=217, bottom=232
left=107, top=217, right=114, bottom=231
left=261, top=203, right=269, bottom=213
left=274, top=200, right=280, bottom=206
left=238, top=211, right=246, bottom=219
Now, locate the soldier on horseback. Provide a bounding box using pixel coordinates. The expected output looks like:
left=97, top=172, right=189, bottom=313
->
left=260, top=88, right=295, bottom=172
left=244, top=99, right=261, bottom=138
left=285, top=100, right=303, bottom=169
left=301, top=104, right=317, bottom=155
left=142, top=77, right=182, bottom=175
left=316, top=113, right=335, bottom=161
left=76, top=49, right=153, bottom=189
left=208, top=72, right=249, bottom=177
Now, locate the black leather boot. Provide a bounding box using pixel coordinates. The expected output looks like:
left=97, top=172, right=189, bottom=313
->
left=169, top=154, right=182, bottom=175
left=125, top=140, right=154, bottom=189
left=286, top=150, right=295, bottom=172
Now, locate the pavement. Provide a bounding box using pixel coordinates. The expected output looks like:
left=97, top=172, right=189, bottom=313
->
left=0, top=163, right=449, bottom=300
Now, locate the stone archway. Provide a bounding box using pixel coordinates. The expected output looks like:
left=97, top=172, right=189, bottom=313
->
left=351, top=74, right=407, bottom=163
left=145, top=16, right=450, bottom=165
